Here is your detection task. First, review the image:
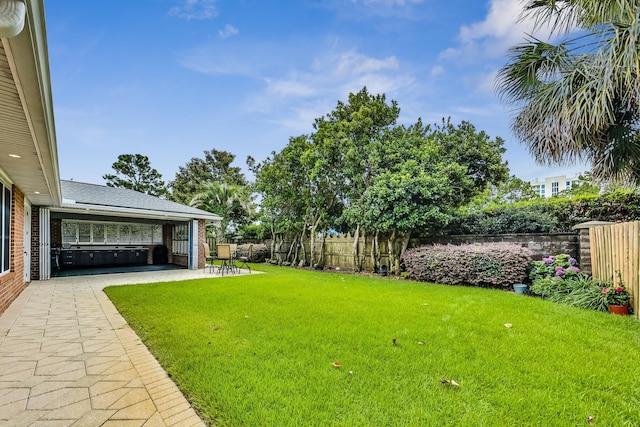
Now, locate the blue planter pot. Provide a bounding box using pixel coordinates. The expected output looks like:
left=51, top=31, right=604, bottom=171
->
left=513, top=284, right=528, bottom=295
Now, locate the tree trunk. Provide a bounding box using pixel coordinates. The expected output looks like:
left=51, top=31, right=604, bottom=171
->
left=309, top=216, right=322, bottom=266
left=399, top=231, right=412, bottom=268
left=387, top=228, right=397, bottom=274
left=274, top=236, right=282, bottom=264
left=300, top=226, right=307, bottom=266
left=269, top=227, right=276, bottom=262
left=360, top=233, right=368, bottom=271
left=352, top=224, right=360, bottom=272
left=371, top=230, right=380, bottom=272
left=287, top=235, right=297, bottom=264
left=319, top=232, right=327, bottom=266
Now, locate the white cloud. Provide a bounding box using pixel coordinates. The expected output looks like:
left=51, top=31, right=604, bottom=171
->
left=332, top=50, right=399, bottom=76
left=265, top=78, right=317, bottom=97
left=219, top=24, right=239, bottom=39
left=242, top=49, right=415, bottom=132
left=430, top=65, right=445, bottom=77
left=169, top=0, right=218, bottom=20
left=444, top=0, right=556, bottom=62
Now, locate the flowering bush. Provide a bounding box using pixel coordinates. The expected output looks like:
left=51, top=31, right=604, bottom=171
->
left=402, top=243, right=532, bottom=288
left=602, top=280, right=630, bottom=306
left=529, top=254, right=580, bottom=282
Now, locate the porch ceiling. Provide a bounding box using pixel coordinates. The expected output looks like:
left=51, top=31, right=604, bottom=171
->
left=0, top=1, right=60, bottom=206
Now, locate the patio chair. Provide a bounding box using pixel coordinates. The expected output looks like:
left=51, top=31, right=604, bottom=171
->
left=237, top=244, right=252, bottom=274
left=216, top=244, right=235, bottom=276
left=202, top=242, right=215, bottom=273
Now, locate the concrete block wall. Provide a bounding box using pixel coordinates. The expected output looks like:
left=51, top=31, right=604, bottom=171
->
left=418, top=233, right=580, bottom=262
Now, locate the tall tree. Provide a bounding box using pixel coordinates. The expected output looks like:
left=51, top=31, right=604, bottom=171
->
left=102, top=154, right=167, bottom=197
left=252, top=88, right=508, bottom=272
left=169, top=149, right=247, bottom=204
left=496, top=0, right=640, bottom=184
left=190, top=182, right=254, bottom=239
left=357, top=120, right=508, bottom=272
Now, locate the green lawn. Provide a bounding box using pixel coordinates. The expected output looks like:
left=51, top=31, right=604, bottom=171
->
left=105, top=265, right=640, bottom=426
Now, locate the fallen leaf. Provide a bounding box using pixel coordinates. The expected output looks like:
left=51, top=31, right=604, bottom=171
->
left=440, top=378, right=460, bottom=387
left=418, top=341, right=425, bottom=345
left=332, top=362, right=341, bottom=368
left=504, top=323, right=512, bottom=328
left=587, top=416, right=594, bottom=424
left=349, top=371, right=353, bottom=375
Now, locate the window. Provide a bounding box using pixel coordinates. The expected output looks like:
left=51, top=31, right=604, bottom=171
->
left=540, top=184, right=545, bottom=196
left=551, top=181, right=559, bottom=196
left=0, top=183, right=10, bottom=274
left=172, top=223, right=189, bottom=255
left=62, top=220, right=162, bottom=245
left=566, top=180, right=571, bottom=191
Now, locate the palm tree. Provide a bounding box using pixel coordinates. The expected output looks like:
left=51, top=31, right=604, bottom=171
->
left=496, top=1, right=640, bottom=184
left=190, top=182, right=254, bottom=240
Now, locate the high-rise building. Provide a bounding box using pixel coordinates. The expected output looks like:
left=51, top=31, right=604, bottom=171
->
left=531, top=175, right=581, bottom=198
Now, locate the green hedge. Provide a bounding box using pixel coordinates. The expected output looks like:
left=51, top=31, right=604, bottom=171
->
left=446, top=190, right=640, bottom=234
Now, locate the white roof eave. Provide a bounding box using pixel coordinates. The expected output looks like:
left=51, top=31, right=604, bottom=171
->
left=55, top=202, right=222, bottom=223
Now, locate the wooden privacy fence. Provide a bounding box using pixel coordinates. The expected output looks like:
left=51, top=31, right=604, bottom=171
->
left=590, top=221, right=640, bottom=319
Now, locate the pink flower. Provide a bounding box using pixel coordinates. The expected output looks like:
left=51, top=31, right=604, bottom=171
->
left=602, top=288, right=608, bottom=294
left=616, top=286, right=623, bottom=293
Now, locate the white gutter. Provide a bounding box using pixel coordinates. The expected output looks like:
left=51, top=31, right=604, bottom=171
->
left=54, top=203, right=222, bottom=223
left=0, top=0, right=25, bottom=38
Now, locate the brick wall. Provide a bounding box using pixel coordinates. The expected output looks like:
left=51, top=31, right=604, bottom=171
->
left=198, top=219, right=205, bottom=269
left=163, top=224, right=173, bottom=264
left=0, top=186, right=27, bottom=316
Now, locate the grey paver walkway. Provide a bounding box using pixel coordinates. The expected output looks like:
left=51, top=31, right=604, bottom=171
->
left=0, top=267, right=250, bottom=426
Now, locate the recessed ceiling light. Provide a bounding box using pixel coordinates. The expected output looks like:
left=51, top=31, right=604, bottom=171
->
left=33, top=191, right=40, bottom=194
left=8, top=154, right=21, bottom=158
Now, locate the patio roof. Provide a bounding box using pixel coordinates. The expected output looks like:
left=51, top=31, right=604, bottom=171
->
left=55, top=180, right=222, bottom=223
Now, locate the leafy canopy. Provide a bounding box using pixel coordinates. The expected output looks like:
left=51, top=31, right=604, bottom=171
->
left=169, top=149, right=247, bottom=205
left=102, top=154, right=167, bottom=197
left=496, top=0, right=640, bottom=184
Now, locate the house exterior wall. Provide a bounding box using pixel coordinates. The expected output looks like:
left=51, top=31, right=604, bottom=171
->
left=0, top=186, right=27, bottom=315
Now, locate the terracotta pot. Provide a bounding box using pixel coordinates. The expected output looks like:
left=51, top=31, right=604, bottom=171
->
left=609, top=304, right=629, bottom=316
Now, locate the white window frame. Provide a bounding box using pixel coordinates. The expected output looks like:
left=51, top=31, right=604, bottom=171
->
left=172, top=223, right=189, bottom=255
left=62, top=220, right=162, bottom=245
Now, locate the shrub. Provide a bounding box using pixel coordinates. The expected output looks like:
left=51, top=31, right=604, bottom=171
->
left=530, top=273, right=610, bottom=312
left=529, top=254, right=581, bottom=282
left=447, top=204, right=559, bottom=234
left=403, top=242, right=532, bottom=288
left=446, top=189, right=640, bottom=234
left=237, top=243, right=269, bottom=263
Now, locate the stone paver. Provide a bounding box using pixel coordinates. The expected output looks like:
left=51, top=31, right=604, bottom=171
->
left=0, top=268, right=252, bottom=426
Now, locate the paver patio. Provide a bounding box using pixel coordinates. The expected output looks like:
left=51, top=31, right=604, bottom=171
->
left=0, top=268, right=246, bottom=426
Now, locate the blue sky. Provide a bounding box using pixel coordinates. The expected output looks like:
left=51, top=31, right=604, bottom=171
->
left=45, top=0, right=587, bottom=188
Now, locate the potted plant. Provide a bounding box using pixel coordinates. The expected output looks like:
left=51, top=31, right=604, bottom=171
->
left=602, top=275, right=630, bottom=315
